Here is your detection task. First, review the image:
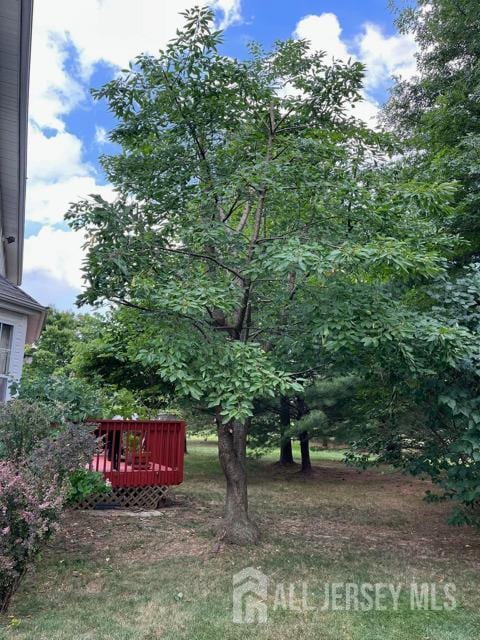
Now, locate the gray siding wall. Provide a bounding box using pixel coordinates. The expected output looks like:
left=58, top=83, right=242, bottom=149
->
left=0, top=222, right=5, bottom=277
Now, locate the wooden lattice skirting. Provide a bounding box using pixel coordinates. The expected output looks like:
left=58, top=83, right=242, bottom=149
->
left=72, top=485, right=171, bottom=510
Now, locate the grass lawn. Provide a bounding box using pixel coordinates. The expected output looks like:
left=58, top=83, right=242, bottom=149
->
left=2, top=443, right=480, bottom=639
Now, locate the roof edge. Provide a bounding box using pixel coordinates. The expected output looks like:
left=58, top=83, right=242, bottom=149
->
left=15, top=0, right=34, bottom=285
left=0, top=292, right=46, bottom=314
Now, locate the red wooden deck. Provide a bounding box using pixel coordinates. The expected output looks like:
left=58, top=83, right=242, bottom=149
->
left=88, top=419, right=185, bottom=488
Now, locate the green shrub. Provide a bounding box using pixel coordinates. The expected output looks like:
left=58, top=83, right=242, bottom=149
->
left=13, top=374, right=102, bottom=423
left=0, top=400, right=53, bottom=462
left=66, top=469, right=111, bottom=505
left=28, top=422, right=98, bottom=487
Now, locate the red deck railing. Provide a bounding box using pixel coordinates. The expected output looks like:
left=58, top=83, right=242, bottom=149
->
left=88, top=419, right=185, bottom=488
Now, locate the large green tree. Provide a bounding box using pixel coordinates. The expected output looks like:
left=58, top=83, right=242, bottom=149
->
left=377, top=0, right=480, bottom=523
left=19, top=309, right=156, bottom=422
left=67, top=7, right=464, bottom=543
left=22, top=309, right=79, bottom=381
left=385, top=0, right=480, bottom=254
left=18, top=310, right=105, bottom=422
left=345, top=266, right=480, bottom=523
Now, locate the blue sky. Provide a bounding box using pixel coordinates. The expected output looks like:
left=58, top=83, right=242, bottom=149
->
left=22, top=0, right=417, bottom=311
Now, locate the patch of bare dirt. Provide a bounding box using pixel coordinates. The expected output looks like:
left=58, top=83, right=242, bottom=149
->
left=47, top=461, right=480, bottom=572
left=51, top=502, right=214, bottom=566
left=262, top=513, right=480, bottom=562
left=257, top=462, right=480, bottom=565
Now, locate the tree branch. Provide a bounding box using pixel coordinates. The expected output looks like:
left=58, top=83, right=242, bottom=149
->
left=112, top=297, right=211, bottom=340
left=158, top=245, right=245, bottom=281
left=236, top=201, right=252, bottom=233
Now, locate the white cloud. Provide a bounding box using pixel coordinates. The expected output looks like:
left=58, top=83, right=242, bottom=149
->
left=294, top=12, right=417, bottom=87
left=27, top=123, right=114, bottom=224
left=293, top=12, right=417, bottom=127
left=28, top=124, right=88, bottom=182
left=26, top=1, right=245, bottom=302
left=24, top=225, right=86, bottom=290
left=29, top=27, right=84, bottom=131
left=30, top=0, right=242, bottom=106
left=357, top=23, right=417, bottom=90
left=349, top=95, right=381, bottom=126
left=212, top=0, right=242, bottom=29
left=94, top=126, right=108, bottom=145
left=294, top=13, right=351, bottom=62
left=28, top=0, right=244, bottom=162
left=27, top=176, right=115, bottom=225
left=21, top=270, right=83, bottom=310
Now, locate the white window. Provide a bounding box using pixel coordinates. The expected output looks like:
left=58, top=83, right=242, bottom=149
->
left=0, top=323, right=13, bottom=401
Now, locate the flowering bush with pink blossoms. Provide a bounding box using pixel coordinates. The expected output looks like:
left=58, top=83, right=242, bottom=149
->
left=0, top=401, right=101, bottom=613
left=0, top=462, right=63, bottom=613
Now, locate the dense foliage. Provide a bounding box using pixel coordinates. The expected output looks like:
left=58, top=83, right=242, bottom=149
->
left=65, top=469, right=111, bottom=506
left=0, top=400, right=52, bottom=462
left=345, top=266, right=480, bottom=523
left=17, top=310, right=104, bottom=421
left=0, top=401, right=102, bottom=612
left=18, top=309, right=161, bottom=421
left=367, top=0, right=480, bottom=523
left=385, top=0, right=480, bottom=254
left=64, top=7, right=477, bottom=542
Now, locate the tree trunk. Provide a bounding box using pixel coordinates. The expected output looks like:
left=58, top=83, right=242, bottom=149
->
left=299, top=430, right=312, bottom=475
left=280, top=437, right=294, bottom=465
left=297, top=396, right=312, bottom=475
left=278, top=396, right=295, bottom=465
left=0, top=567, right=26, bottom=614
left=217, top=418, right=260, bottom=545
left=184, top=435, right=188, bottom=454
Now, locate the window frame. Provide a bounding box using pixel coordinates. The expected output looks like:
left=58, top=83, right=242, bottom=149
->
left=0, top=322, right=14, bottom=401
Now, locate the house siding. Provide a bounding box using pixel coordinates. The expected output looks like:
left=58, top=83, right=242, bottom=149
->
left=0, top=224, right=6, bottom=277
left=0, top=307, right=27, bottom=399
left=0, top=0, right=34, bottom=284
